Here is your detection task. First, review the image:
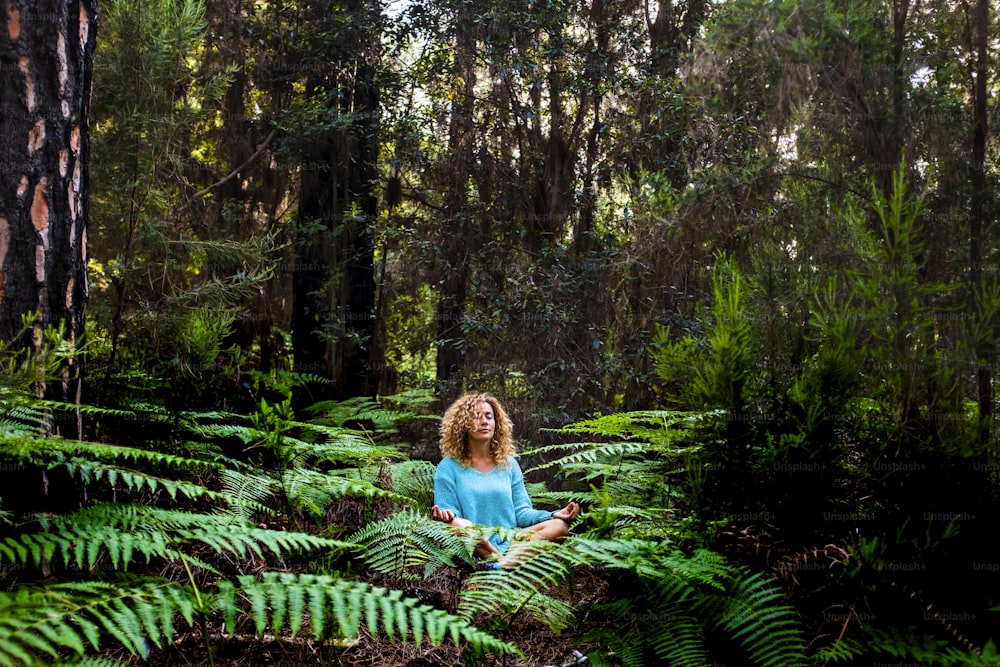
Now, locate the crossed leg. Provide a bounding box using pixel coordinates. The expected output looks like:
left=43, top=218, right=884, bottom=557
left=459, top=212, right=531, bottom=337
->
left=433, top=506, right=571, bottom=567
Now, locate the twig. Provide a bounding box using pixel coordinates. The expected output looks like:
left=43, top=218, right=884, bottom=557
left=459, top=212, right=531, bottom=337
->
left=190, top=128, right=278, bottom=200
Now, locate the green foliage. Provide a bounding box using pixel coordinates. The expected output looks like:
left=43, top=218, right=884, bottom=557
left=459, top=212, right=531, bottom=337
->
left=87, top=0, right=275, bottom=415
left=0, top=355, right=511, bottom=664
left=388, top=459, right=438, bottom=509
left=589, top=557, right=807, bottom=667
left=447, top=537, right=806, bottom=666
left=349, top=509, right=475, bottom=580
left=216, top=573, right=519, bottom=655
left=0, top=504, right=352, bottom=573
left=13, top=0, right=999, bottom=661
left=654, top=255, right=754, bottom=412
left=304, top=394, right=419, bottom=432
left=0, top=579, right=197, bottom=666
left=530, top=410, right=710, bottom=538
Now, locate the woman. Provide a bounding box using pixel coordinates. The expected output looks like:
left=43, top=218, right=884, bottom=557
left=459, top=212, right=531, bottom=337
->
left=431, top=393, right=580, bottom=566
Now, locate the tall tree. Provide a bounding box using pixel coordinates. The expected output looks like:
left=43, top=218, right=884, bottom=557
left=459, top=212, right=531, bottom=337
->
left=0, top=0, right=97, bottom=426
left=967, top=0, right=993, bottom=443
left=289, top=0, right=381, bottom=405
left=431, top=0, right=478, bottom=395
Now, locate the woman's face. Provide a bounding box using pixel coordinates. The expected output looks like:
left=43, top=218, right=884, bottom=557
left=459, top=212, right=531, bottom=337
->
left=468, top=400, right=496, bottom=446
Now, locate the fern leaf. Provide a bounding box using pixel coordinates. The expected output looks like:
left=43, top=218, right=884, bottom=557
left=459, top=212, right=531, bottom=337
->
left=0, top=504, right=353, bottom=572
left=60, top=658, right=132, bottom=667
left=642, top=604, right=709, bottom=667
left=282, top=467, right=407, bottom=518
left=349, top=509, right=474, bottom=579
left=0, top=579, right=197, bottom=666
left=219, top=468, right=276, bottom=522
left=389, top=459, right=437, bottom=507
left=701, top=569, right=806, bottom=666
left=457, top=540, right=575, bottom=627
left=217, top=573, right=519, bottom=655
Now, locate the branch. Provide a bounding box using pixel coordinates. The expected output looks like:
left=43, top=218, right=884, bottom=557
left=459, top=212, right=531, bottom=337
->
left=190, top=129, right=278, bottom=200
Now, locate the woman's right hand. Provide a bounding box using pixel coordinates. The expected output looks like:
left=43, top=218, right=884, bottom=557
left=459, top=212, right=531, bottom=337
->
left=431, top=505, right=456, bottom=523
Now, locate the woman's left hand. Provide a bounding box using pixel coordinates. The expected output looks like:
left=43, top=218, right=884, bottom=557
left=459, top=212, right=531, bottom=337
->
left=552, top=502, right=580, bottom=523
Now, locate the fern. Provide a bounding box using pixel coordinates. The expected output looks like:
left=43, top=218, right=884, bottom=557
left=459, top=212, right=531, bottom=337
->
left=862, top=626, right=975, bottom=666
left=809, top=636, right=867, bottom=664
left=5, top=436, right=223, bottom=474
left=216, top=572, right=519, bottom=655
left=646, top=604, right=710, bottom=667
left=0, top=578, right=197, bottom=666
left=0, top=571, right=520, bottom=665
left=446, top=536, right=804, bottom=666
left=349, top=509, right=475, bottom=580
left=586, top=554, right=804, bottom=666
left=55, top=455, right=224, bottom=503
left=698, top=569, right=806, bottom=666
left=389, top=459, right=438, bottom=508
left=303, top=395, right=413, bottom=431
left=287, top=423, right=404, bottom=465
left=526, top=411, right=710, bottom=512
left=0, top=504, right=353, bottom=572
left=281, top=467, right=408, bottom=519
left=60, top=658, right=132, bottom=667
left=219, top=468, right=277, bottom=522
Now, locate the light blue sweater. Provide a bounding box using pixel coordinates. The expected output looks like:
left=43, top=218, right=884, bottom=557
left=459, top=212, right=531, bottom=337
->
left=433, top=455, right=554, bottom=553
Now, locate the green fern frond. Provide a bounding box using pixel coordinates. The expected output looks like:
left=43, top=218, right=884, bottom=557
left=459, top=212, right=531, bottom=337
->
left=1, top=504, right=354, bottom=571
left=561, top=543, right=801, bottom=667
left=61, top=459, right=224, bottom=503
left=60, top=657, right=132, bottom=666
left=287, top=424, right=404, bottom=464
left=519, top=592, right=575, bottom=633
left=0, top=418, right=35, bottom=438
left=7, top=437, right=223, bottom=474
left=219, top=469, right=276, bottom=522
left=647, top=604, right=710, bottom=667
left=0, top=404, right=47, bottom=437
left=304, top=396, right=409, bottom=430
left=389, top=459, right=437, bottom=508
left=809, top=636, right=867, bottom=663
left=31, top=400, right=146, bottom=421
left=216, top=572, right=519, bottom=655
left=645, top=548, right=732, bottom=592
left=282, top=467, right=407, bottom=517
left=698, top=569, right=806, bottom=666
left=186, top=422, right=260, bottom=443
left=380, top=388, right=438, bottom=413
left=457, top=541, right=574, bottom=626
left=524, top=442, right=650, bottom=474
left=0, top=578, right=197, bottom=666
left=349, top=509, right=474, bottom=579
left=541, top=410, right=708, bottom=442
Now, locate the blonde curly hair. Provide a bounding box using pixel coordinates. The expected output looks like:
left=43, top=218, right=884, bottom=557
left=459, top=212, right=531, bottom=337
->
left=439, top=393, right=516, bottom=467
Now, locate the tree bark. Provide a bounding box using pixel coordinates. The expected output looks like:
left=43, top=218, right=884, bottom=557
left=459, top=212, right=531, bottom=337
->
left=0, top=0, right=96, bottom=433
left=433, top=2, right=478, bottom=396
left=969, top=0, right=991, bottom=444
left=290, top=0, right=380, bottom=406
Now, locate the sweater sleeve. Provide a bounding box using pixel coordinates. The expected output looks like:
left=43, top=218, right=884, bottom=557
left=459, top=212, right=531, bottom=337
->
left=509, top=458, right=554, bottom=527
left=433, top=458, right=463, bottom=518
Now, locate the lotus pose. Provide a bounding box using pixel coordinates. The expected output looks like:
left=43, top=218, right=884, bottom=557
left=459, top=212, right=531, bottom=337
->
left=431, top=393, right=580, bottom=565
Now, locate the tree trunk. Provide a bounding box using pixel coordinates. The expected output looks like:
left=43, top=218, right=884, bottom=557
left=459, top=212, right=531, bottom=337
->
left=433, top=3, right=477, bottom=397
left=0, top=0, right=96, bottom=434
left=290, top=0, right=380, bottom=407
left=969, top=0, right=991, bottom=445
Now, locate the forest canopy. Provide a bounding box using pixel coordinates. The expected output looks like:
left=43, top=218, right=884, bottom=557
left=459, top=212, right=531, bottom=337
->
left=0, top=0, right=998, bottom=664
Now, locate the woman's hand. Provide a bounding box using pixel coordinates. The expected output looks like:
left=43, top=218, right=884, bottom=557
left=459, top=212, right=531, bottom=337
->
left=431, top=505, right=456, bottom=523
left=552, top=502, right=580, bottom=523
